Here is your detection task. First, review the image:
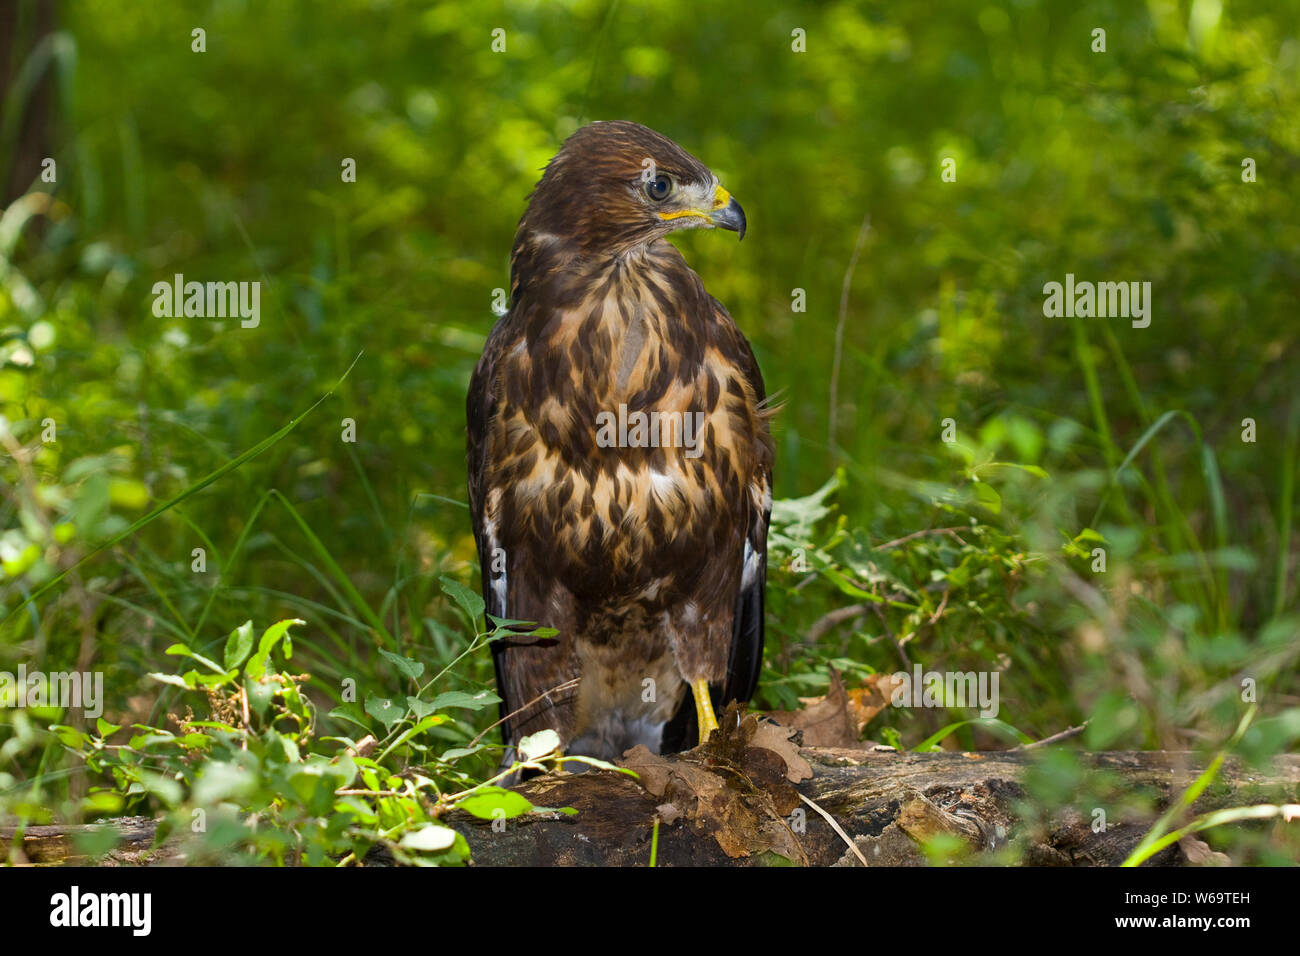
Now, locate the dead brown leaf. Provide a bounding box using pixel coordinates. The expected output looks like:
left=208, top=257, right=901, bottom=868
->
left=656, top=802, right=683, bottom=825
left=748, top=720, right=813, bottom=784
left=768, top=667, right=901, bottom=748
left=621, top=745, right=674, bottom=797
left=1180, top=835, right=1231, bottom=866
left=619, top=704, right=812, bottom=862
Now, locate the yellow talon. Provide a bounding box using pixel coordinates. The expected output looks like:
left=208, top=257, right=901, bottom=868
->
left=691, top=678, right=719, bottom=746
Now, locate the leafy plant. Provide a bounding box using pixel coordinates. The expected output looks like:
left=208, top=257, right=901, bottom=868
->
left=39, top=609, right=607, bottom=866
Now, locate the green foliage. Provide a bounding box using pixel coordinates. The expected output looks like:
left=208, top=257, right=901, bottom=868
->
left=34, top=614, right=591, bottom=866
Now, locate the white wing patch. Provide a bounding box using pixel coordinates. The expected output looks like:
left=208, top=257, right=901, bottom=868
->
left=741, top=539, right=761, bottom=589
left=741, top=479, right=770, bottom=589
left=484, top=489, right=507, bottom=617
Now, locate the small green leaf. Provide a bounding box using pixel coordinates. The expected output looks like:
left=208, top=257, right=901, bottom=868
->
left=429, top=689, right=501, bottom=712
left=137, top=770, right=183, bottom=807
left=247, top=680, right=276, bottom=715
left=971, top=482, right=1002, bottom=515
left=410, top=714, right=448, bottom=735
left=193, top=669, right=240, bottom=688
left=81, top=791, right=124, bottom=816
left=328, top=703, right=371, bottom=732
left=224, top=620, right=255, bottom=670
left=439, top=576, right=485, bottom=623
left=407, top=696, right=437, bottom=719
left=518, top=728, right=561, bottom=762
left=245, top=619, right=304, bottom=679
left=192, top=760, right=256, bottom=806
left=260, top=618, right=303, bottom=656
left=400, top=824, right=458, bottom=852
left=440, top=745, right=485, bottom=761
left=364, top=696, right=404, bottom=730
left=51, top=724, right=91, bottom=749
left=164, top=643, right=225, bottom=674
left=769, top=470, right=842, bottom=542
left=977, top=461, right=1049, bottom=480
left=148, top=672, right=194, bottom=690
left=555, top=754, right=637, bottom=775
left=458, top=786, right=534, bottom=820
left=486, top=615, right=537, bottom=629
left=380, top=649, right=425, bottom=681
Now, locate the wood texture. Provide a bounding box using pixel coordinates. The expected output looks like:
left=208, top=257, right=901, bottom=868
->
left=8, top=750, right=1293, bottom=866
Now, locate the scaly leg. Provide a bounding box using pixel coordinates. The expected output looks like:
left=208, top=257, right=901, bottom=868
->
left=691, top=677, right=719, bottom=746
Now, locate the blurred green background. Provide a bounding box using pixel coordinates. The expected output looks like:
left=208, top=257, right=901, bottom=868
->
left=1, top=0, right=1298, bottom=859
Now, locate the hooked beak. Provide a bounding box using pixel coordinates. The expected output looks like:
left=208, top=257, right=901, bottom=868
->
left=708, top=186, right=746, bottom=240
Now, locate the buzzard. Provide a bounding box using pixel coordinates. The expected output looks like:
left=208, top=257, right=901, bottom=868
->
left=467, top=121, right=773, bottom=764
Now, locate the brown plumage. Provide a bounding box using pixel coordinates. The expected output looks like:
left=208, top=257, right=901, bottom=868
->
left=467, top=121, right=773, bottom=762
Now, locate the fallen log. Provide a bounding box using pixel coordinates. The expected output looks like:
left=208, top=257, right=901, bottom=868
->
left=448, top=748, right=1300, bottom=866
left=5, top=750, right=1297, bottom=866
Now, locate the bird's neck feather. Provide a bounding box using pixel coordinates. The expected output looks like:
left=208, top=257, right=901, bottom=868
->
left=510, top=233, right=711, bottom=404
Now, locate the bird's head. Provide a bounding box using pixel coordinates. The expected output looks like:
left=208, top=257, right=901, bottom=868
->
left=519, top=121, right=746, bottom=256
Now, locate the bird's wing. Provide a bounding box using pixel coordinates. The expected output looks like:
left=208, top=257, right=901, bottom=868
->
left=467, top=316, right=507, bottom=617
left=727, top=453, right=771, bottom=706
left=723, top=301, right=772, bottom=706
left=466, top=315, right=515, bottom=729
left=661, top=298, right=772, bottom=752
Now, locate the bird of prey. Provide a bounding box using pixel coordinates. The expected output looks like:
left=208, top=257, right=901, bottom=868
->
left=467, top=121, right=773, bottom=764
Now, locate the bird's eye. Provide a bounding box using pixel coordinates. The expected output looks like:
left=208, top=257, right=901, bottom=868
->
left=645, top=175, right=673, bottom=201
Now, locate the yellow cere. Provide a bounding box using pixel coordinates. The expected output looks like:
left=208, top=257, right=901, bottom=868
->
left=657, top=185, right=731, bottom=222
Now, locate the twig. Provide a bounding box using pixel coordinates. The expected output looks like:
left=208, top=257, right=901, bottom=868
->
left=876, top=527, right=968, bottom=550
left=239, top=686, right=251, bottom=750
left=926, top=587, right=950, bottom=626
left=827, top=214, right=871, bottom=454
left=792, top=572, right=820, bottom=593
left=798, top=792, right=868, bottom=866
left=467, top=678, right=581, bottom=748
left=1013, top=722, right=1089, bottom=751
left=806, top=603, right=874, bottom=642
